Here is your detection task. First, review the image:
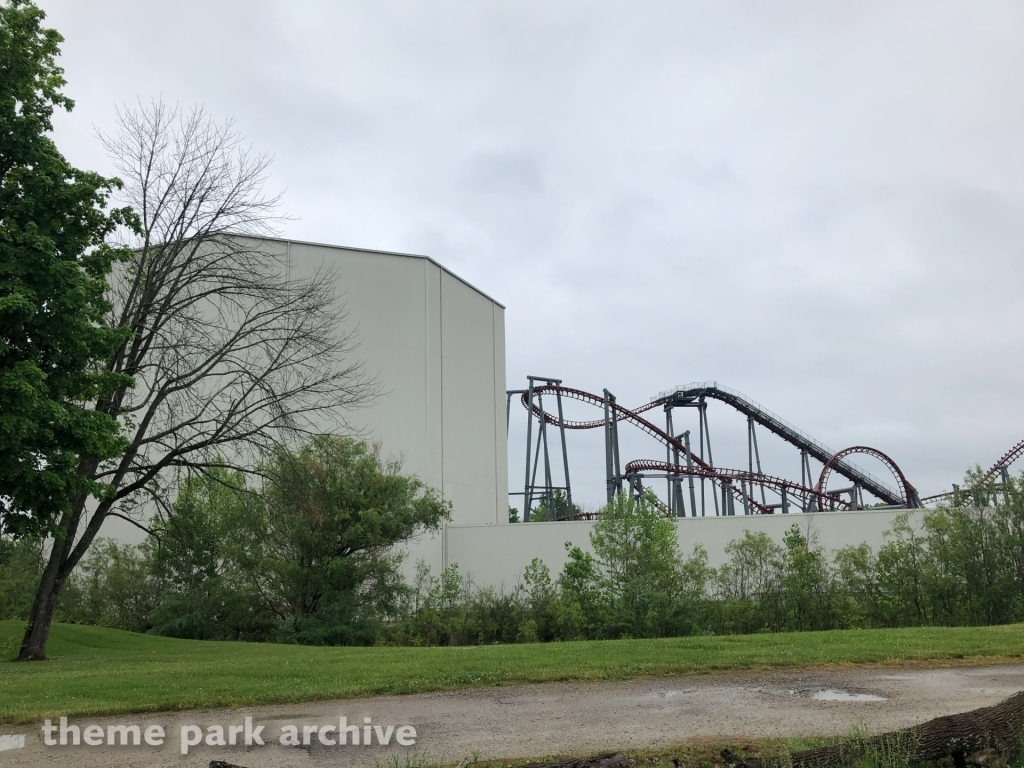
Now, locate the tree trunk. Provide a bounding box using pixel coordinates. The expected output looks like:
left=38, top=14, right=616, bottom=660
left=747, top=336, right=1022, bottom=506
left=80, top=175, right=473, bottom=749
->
left=17, top=484, right=97, bottom=661
left=18, top=528, right=71, bottom=661
left=723, top=691, right=1024, bottom=768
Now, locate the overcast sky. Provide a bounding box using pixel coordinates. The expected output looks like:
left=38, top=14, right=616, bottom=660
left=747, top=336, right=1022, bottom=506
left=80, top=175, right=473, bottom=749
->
left=41, top=1, right=1024, bottom=508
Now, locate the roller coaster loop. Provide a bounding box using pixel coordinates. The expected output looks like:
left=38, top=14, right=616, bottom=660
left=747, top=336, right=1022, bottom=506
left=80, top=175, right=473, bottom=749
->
left=813, top=446, right=917, bottom=512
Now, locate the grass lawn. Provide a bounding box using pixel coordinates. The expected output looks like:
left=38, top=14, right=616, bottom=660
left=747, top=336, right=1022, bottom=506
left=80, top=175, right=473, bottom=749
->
left=1, top=620, right=1023, bottom=724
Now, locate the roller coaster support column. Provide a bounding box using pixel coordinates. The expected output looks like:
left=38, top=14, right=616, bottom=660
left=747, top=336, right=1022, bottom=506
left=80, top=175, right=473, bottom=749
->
left=800, top=450, right=813, bottom=513
left=603, top=389, right=623, bottom=503
left=507, top=388, right=525, bottom=520
left=523, top=379, right=536, bottom=521
left=781, top=486, right=789, bottom=514
left=627, top=473, right=644, bottom=502
left=666, top=407, right=686, bottom=517
left=721, top=479, right=736, bottom=516
left=748, top=417, right=767, bottom=506
left=1001, top=466, right=1012, bottom=506
left=666, top=408, right=675, bottom=515
left=523, top=375, right=573, bottom=522
left=526, top=390, right=553, bottom=520
left=554, top=386, right=574, bottom=520
left=699, top=398, right=720, bottom=516
left=684, top=430, right=698, bottom=517
left=539, top=390, right=554, bottom=520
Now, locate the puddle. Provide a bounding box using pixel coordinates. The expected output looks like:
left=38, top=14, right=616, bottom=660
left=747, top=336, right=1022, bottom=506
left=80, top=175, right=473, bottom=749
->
left=811, top=689, right=886, bottom=702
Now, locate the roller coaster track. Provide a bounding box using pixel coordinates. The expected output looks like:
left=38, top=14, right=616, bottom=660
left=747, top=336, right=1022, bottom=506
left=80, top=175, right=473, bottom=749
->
left=523, top=382, right=914, bottom=509
left=521, top=385, right=773, bottom=514
left=521, top=385, right=895, bottom=514
left=622, top=459, right=852, bottom=510
left=814, top=446, right=915, bottom=512
left=990, top=439, right=1024, bottom=479
left=521, top=381, right=1021, bottom=511
left=652, top=383, right=910, bottom=506
left=919, top=438, right=1024, bottom=504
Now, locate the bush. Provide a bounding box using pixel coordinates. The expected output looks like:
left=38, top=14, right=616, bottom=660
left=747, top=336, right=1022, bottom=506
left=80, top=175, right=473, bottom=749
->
left=8, top=466, right=1024, bottom=647
left=0, top=538, right=43, bottom=620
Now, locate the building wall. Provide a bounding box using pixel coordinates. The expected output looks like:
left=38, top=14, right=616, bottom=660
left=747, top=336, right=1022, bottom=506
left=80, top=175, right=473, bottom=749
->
left=103, top=236, right=507, bottom=565
left=444, top=508, right=927, bottom=588
left=246, top=238, right=507, bottom=574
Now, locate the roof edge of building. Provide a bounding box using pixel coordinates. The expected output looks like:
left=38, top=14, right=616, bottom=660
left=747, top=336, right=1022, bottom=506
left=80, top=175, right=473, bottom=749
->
left=235, top=234, right=506, bottom=309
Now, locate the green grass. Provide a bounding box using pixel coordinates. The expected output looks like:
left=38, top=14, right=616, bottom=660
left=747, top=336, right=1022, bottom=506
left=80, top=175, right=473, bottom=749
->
left=1, top=620, right=1022, bottom=724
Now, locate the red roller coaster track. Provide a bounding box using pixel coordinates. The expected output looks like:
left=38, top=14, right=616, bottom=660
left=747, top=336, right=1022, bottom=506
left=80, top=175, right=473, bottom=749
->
left=518, top=383, right=1021, bottom=515
left=520, top=385, right=773, bottom=514
left=919, top=438, right=1024, bottom=504
left=622, top=459, right=853, bottom=510
left=813, top=446, right=916, bottom=511
left=521, top=385, right=884, bottom=515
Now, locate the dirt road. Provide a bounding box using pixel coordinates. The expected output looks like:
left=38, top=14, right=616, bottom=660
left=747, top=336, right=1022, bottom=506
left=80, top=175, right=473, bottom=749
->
left=4, top=663, right=1024, bottom=768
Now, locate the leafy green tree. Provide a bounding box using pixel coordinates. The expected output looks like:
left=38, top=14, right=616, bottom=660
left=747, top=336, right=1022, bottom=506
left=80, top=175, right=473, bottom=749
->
left=0, top=0, right=133, bottom=541
left=714, top=530, right=782, bottom=633
left=875, top=513, right=928, bottom=626
left=962, top=464, right=1004, bottom=509
left=0, top=537, right=42, bottom=619
left=678, top=543, right=716, bottom=632
left=992, top=474, right=1024, bottom=612
left=556, top=542, right=603, bottom=639
left=779, top=524, right=835, bottom=631
left=528, top=490, right=582, bottom=521
left=61, top=540, right=156, bottom=633
left=236, top=435, right=451, bottom=645
left=718, top=531, right=782, bottom=603
left=833, top=542, right=880, bottom=628
left=146, top=469, right=273, bottom=641
left=590, top=491, right=684, bottom=637
left=519, top=558, right=557, bottom=641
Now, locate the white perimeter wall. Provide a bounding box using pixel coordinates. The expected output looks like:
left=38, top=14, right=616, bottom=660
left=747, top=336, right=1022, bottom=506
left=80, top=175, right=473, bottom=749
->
left=444, top=508, right=927, bottom=590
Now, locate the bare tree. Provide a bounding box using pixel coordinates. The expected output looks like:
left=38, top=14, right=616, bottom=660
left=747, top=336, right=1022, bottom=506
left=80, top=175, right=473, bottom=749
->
left=18, top=101, right=375, bottom=660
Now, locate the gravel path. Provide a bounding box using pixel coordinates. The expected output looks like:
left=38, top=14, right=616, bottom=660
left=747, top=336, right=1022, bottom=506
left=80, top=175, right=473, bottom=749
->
left=5, top=663, right=1024, bottom=768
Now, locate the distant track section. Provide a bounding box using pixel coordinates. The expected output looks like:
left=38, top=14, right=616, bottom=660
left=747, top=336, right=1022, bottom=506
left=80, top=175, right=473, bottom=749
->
left=984, top=439, right=1024, bottom=483
left=521, top=385, right=773, bottom=513
left=654, top=383, right=910, bottom=506
left=623, top=459, right=852, bottom=510
left=920, top=438, right=1024, bottom=504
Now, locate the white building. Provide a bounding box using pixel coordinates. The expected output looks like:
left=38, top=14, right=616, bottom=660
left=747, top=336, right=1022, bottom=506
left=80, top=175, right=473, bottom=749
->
left=268, top=237, right=509, bottom=574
